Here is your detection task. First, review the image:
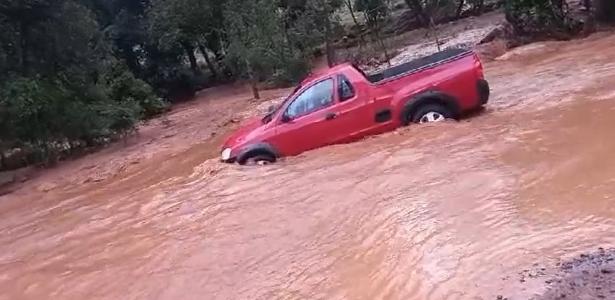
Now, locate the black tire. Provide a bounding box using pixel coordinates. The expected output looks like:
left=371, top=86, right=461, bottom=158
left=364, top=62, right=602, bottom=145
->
left=239, top=153, right=276, bottom=166
left=411, top=103, right=454, bottom=124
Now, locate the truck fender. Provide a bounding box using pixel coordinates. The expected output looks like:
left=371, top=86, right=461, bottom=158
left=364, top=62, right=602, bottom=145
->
left=399, top=90, right=461, bottom=125
left=237, top=143, right=280, bottom=164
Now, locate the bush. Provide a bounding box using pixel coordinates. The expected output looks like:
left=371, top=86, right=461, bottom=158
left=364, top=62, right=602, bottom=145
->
left=505, top=0, right=582, bottom=39
left=269, top=57, right=311, bottom=86
left=0, top=76, right=145, bottom=169
left=3, top=77, right=144, bottom=139
left=1, top=78, right=77, bottom=143
left=103, top=63, right=169, bottom=118
left=144, top=64, right=208, bottom=103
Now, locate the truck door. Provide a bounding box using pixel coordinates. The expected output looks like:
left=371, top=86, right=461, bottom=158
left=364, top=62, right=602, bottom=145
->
left=270, top=78, right=339, bottom=156
left=325, top=74, right=375, bottom=144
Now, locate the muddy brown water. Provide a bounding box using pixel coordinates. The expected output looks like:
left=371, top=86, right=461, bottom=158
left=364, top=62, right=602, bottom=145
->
left=2, top=33, right=615, bottom=300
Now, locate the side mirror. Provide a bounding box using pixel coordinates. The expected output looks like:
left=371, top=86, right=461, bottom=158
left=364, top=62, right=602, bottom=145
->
left=267, top=105, right=276, bottom=113
left=281, top=114, right=292, bottom=123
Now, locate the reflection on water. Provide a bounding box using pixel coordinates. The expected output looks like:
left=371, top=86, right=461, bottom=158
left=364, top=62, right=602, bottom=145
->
left=2, top=34, right=615, bottom=300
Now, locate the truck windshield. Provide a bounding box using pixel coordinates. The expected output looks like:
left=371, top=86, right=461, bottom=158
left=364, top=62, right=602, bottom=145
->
left=261, top=84, right=303, bottom=124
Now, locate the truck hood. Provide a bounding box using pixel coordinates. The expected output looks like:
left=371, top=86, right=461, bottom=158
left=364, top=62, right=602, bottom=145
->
left=223, top=117, right=267, bottom=148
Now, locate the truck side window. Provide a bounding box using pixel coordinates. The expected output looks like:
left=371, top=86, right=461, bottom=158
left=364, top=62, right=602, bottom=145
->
left=286, top=79, right=334, bottom=119
left=338, top=75, right=355, bottom=102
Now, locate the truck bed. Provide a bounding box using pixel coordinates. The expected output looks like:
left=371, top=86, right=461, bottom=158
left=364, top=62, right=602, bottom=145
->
left=366, top=48, right=471, bottom=84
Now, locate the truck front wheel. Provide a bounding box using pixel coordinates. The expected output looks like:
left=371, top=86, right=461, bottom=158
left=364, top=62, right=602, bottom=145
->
left=239, top=153, right=276, bottom=166
left=411, top=104, right=454, bottom=124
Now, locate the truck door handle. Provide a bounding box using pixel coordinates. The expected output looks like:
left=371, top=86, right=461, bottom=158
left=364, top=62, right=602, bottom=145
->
left=325, top=112, right=337, bottom=120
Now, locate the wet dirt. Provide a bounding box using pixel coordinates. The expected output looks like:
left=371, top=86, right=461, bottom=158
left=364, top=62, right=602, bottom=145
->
left=534, top=248, right=615, bottom=300
left=2, top=31, right=615, bottom=299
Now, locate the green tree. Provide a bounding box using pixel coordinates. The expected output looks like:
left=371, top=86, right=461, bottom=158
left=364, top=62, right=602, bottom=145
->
left=355, top=0, right=391, bottom=62
left=88, top=0, right=152, bottom=76
left=504, top=0, right=581, bottom=39
left=404, top=0, right=429, bottom=25
left=148, top=0, right=228, bottom=79
left=0, top=0, right=104, bottom=78
left=0, top=0, right=164, bottom=169
left=278, top=0, right=345, bottom=67
left=148, top=0, right=203, bottom=76
left=224, top=0, right=288, bottom=98
left=343, top=0, right=362, bottom=28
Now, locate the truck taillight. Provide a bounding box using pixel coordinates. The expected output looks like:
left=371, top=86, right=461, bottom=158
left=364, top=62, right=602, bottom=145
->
left=474, top=54, right=484, bottom=79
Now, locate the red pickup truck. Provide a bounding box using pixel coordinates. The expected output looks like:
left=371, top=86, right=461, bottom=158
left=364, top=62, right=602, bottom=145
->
left=221, top=48, right=489, bottom=165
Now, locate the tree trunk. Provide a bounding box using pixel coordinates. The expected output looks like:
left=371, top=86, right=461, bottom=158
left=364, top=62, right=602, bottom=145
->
left=325, top=41, right=336, bottom=67
left=198, top=43, right=218, bottom=79
left=250, top=81, right=260, bottom=100
left=181, top=41, right=200, bottom=76
left=371, top=17, right=391, bottom=66
left=345, top=0, right=361, bottom=29
left=245, top=59, right=260, bottom=100
left=376, top=32, right=390, bottom=66
left=456, top=0, right=465, bottom=18
left=430, top=17, right=442, bottom=52
left=342, top=0, right=368, bottom=56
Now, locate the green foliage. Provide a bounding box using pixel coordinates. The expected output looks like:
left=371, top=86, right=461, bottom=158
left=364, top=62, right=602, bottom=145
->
left=224, top=0, right=285, bottom=79
left=102, top=62, right=169, bottom=118
left=270, top=59, right=311, bottom=85
left=146, top=0, right=223, bottom=98
left=0, top=0, right=105, bottom=79
left=400, top=0, right=492, bottom=27
left=0, top=0, right=169, bottom=169
left=92, top=0, right=152, bottom=75
left=355, top=0, right=389, bottom=25
left=224, top=0, right=338, bottom=85
left=504, top=0, right=581, bottom=38
left=0, top=77, right=142, bottom=145
left=148, top=0, right=211, bottom=49
left=0, top=0, right=414, bottom=169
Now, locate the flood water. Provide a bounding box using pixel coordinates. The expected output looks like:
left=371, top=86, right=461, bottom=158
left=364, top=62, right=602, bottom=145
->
left=2, top=33, right=615, bottom=300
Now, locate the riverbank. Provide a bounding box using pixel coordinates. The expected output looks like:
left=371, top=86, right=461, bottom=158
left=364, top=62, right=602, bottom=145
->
left=537, top=248, right=615, bottom=299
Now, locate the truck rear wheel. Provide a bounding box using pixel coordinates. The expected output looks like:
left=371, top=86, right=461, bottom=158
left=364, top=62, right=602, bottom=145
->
left=411, top=104, right=454, bottom=124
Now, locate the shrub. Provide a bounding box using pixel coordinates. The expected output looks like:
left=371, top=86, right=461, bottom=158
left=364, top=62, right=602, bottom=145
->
left=269, top=57, right=311, bottom=86
left=144, top=64, right=207, bottom=103
left=0, top=77, right=145, bottom=169
left=505, top=0, right=582, bottom=39
left=103, top=62, right=169, bottom=118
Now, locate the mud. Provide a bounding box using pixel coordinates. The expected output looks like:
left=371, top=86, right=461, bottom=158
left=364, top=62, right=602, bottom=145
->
left=0, top=85, right=292, bottom=196
left=2, top=22, right=615, bottom=300
left=535, top=249, right=615, bottom=300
